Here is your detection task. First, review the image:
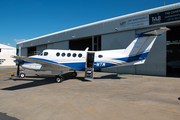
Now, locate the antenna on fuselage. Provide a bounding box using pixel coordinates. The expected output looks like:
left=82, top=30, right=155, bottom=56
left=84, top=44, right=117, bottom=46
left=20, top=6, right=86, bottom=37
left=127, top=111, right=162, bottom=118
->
left=85, top=47, right=89, bottom=51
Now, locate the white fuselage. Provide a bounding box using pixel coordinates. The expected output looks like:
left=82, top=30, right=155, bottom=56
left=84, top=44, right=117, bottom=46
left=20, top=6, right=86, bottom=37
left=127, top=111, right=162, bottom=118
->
left=21, top=49, right=127, bottom=71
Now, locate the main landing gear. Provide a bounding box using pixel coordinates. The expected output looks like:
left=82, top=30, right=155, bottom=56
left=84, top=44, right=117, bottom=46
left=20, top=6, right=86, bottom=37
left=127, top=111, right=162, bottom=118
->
left=55, top=71, right=77, bottom=83
left=18, top=70, right=78, bottom=83
left=71, top=71, right=77, bottom=77
left=55, top=75, right=64, bottom=83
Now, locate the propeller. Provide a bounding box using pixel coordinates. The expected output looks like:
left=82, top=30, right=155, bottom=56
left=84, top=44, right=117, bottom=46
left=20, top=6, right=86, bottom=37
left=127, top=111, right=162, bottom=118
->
left=14, top=47, right=24, bottom=76
left=14, top=59, right=24, bottom=76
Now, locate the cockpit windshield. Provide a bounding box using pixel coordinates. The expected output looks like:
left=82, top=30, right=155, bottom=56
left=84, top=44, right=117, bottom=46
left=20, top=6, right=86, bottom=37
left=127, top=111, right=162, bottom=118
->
left=38, top=51, right=48, bottom=56
left=38, top=52, right=43, bottom=56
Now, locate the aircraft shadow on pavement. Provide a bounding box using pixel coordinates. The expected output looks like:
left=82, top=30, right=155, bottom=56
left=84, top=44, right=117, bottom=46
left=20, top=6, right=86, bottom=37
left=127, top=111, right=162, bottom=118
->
left=94, top=74, right=125, bottom=80
left=1, top=73, right=123, bottom=91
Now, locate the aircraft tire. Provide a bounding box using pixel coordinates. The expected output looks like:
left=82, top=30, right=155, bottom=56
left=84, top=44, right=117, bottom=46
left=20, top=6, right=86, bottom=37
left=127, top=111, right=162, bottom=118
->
left=20, top=73, right=26, bottom=78
left=55, top=76, right=63, bottom=83
left=71, top=72, right=77, bottom=77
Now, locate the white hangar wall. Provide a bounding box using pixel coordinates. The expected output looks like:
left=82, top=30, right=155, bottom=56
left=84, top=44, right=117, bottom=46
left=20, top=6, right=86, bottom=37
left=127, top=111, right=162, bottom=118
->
left=0, top=44, right=16, bottom=66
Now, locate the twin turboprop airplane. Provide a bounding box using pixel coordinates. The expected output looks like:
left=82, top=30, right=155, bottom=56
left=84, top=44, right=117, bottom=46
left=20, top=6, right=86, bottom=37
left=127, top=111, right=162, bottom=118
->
left=12, top=27, right=169, bottom=82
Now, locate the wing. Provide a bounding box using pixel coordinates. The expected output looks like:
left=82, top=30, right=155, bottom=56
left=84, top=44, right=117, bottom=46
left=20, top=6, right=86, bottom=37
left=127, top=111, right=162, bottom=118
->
left=11, top=55, right=75, bottom=70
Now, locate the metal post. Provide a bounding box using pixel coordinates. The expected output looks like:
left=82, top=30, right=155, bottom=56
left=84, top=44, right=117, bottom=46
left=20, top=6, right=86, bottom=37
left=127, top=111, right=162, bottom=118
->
left=97, top=37, right=99, bottom=51
left=92, top=36, right=94, bottom=51
left=19, top=47, right=21, bottom=56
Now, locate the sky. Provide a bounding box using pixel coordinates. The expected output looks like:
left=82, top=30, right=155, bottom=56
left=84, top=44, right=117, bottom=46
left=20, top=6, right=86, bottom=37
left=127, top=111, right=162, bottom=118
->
left=0, top=0, right=180, bottom=47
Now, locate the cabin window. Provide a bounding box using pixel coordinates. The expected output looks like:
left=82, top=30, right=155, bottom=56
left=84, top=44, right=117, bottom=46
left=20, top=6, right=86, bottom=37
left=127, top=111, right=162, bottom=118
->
left=78, top=53, right=82, bottom=58
left=67, top=53, right=71, bottom=57
left=73, top=53, right=76, bottom=57
left=61, top=53, right=65, bottom=57
left=0, top=49, right=1, bottom=52
left=56, top=52, right=60, bottom=57
left=98, top=55, right=103, bottom=58
left=44, top=52, right=48, bottom=56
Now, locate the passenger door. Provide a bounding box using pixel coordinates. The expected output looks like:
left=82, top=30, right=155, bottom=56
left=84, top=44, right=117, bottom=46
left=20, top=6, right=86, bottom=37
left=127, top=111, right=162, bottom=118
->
left=85, top=52, right=95, bottom=80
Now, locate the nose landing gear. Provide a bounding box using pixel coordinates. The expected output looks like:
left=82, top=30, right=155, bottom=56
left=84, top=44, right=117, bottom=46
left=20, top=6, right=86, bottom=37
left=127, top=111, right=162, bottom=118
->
left=20, top=73, right=26, bottom=78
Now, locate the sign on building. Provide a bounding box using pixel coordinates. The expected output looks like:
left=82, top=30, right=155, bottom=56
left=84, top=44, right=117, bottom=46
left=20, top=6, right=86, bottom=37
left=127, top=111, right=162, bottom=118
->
left=149, top=8, right=180, bottom=25
left=119, top=15, right=149, bottom=30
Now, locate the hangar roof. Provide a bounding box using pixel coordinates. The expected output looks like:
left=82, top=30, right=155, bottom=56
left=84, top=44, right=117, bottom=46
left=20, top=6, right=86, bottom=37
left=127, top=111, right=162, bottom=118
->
left=0, top=44, right=16, bottom=49
left=17, top=2, right=180, bottom=47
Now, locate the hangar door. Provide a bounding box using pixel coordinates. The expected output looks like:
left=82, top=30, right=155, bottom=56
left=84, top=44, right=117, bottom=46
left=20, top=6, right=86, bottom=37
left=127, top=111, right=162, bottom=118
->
left=69, top=36, right=101, bottom=51
left=28, top=47, right=36, bottom=56
left=167, top=25, right=180, bottom=76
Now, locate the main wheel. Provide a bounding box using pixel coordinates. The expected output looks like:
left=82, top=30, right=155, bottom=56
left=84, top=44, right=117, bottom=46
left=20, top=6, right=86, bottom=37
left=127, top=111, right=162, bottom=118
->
left=71, top=72, right=77, bottom=77
left=20, top=73, right=26, bottom=78
left=55, top=76, right=64, bottom=83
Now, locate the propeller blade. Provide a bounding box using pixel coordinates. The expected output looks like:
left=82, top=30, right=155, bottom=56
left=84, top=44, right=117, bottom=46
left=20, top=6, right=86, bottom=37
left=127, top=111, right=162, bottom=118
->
left=17, top=63, right=20, bottom=76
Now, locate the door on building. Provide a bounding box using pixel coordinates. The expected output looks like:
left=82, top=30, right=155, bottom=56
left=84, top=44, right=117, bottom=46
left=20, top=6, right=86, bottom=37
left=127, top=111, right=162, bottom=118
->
left=167, top=25, right=180, bottom=76
left=69, top=37, right=92, bottom=50
left=69, top=36, right=101, bottom=51
left=28, top=47, right=37, bottom=56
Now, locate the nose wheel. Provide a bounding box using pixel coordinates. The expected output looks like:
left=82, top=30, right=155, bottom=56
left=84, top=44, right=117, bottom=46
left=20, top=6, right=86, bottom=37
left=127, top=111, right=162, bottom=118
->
left=20, top=73, right=26, bottom=78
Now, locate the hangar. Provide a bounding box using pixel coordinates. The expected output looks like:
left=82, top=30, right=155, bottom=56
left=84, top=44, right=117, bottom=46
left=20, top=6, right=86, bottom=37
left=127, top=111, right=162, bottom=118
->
left=0, top=44, right=16, bottom=66
left=17, top=3, right=180, bottom=76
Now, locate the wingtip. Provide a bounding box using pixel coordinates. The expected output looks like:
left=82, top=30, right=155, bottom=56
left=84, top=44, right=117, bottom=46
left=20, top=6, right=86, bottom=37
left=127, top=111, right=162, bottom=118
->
left=10, top=55, right=15, bottom=58
left=160, top=27, right=170, bottom=31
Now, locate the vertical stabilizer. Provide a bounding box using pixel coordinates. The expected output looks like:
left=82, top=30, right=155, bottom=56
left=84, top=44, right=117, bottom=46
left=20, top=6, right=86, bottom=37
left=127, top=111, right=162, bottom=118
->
left=123, top=27, right=170, bottom=57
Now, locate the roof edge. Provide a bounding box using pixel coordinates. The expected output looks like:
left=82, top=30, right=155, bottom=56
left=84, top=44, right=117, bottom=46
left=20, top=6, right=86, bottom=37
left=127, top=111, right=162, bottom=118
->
left=17, top=2, right=180, bottom=45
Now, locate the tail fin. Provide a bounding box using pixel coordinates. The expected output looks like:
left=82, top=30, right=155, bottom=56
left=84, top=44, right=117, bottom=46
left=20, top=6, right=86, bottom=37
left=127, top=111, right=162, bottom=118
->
left=123, top=27, right=170, bottom=57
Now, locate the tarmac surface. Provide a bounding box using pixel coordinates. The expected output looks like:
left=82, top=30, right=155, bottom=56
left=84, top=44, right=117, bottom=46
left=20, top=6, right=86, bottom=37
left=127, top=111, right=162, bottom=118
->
left=0, top=66, right=180, bottom=120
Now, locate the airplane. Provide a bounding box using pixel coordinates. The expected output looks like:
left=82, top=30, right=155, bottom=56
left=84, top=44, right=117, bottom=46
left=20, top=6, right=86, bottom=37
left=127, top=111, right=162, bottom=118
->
left=11, top=27, right=170, bottom=83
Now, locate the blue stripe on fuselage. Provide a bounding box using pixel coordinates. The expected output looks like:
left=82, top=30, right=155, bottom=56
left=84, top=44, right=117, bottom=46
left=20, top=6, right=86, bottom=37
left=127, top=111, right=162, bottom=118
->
left=114, top=52, right=149, bottom=62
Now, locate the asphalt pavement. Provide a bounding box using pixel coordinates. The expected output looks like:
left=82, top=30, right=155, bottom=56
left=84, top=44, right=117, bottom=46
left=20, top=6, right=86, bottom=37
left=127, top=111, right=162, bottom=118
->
left=0, top=66, right=180, bottom=120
